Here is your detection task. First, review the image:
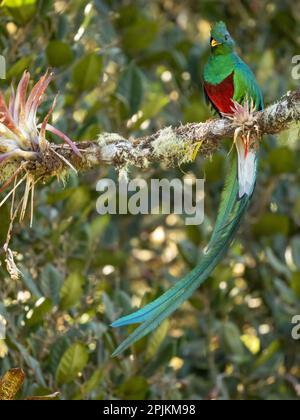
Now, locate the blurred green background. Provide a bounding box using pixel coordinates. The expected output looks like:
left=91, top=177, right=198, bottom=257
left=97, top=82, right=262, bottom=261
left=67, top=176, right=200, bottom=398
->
left=0, top=0, right=299, bottom=400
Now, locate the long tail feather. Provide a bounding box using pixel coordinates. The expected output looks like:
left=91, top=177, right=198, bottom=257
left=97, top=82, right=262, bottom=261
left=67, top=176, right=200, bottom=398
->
left=112, top=161, right=238, bottom=329
left=112, top=155, right=257, bottom=356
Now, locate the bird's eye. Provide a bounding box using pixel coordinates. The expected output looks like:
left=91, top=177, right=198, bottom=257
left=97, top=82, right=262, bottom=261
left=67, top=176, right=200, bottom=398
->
left=224, top=34, right=229, bottom=41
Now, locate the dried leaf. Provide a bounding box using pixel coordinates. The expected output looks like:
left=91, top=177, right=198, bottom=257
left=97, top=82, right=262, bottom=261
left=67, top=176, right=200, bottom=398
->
left=0, top=368, right=25, bottom=400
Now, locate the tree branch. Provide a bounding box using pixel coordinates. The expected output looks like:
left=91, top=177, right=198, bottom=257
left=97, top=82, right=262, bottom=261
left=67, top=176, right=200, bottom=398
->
left=0, top=88, right=299, bottom=185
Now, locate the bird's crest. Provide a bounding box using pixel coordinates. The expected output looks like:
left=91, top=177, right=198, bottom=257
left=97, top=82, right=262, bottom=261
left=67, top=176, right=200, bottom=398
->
left=211, top=21, right=228, bottom=36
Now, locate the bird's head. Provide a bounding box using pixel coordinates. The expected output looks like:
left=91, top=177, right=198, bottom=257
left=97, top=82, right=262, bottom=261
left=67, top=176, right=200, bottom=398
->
left=210, top=21, right=235, bottom=54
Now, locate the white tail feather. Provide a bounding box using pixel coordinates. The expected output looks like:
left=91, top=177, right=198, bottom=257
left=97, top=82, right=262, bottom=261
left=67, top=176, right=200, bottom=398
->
left=236, top=137, right=256, bottom=198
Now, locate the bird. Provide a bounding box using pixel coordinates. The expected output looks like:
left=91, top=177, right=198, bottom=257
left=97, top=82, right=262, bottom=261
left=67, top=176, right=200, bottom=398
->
left=111, top=21, right=264, bottom=357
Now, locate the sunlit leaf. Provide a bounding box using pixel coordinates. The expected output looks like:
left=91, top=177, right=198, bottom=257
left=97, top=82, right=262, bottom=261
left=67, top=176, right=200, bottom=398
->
left=25, top=297, right=53, bottom=327
left=0, top=368, right=25, bottom=400
left=1, top=0, right=37, bottom=23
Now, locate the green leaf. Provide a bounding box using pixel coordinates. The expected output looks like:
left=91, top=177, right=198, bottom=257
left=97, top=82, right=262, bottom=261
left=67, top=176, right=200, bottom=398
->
left=254, top=341, right=281, bottom=368
left=1, top=0, right=37, bottom=24
left=117, top=376, right=149, bottom=400
left=81, top=369, right=103, bottom=396
left=60, top=272, right=85, bottom=310
left=46, top=40, right=74, bottom=67
left=40, top=264, right=63, bottom=306
left=121, top=18, right=159, bottom=55
left=55, top=343, right=89, bottom=385
left=91, top=249, right=127, bottom=268
left=49, top=337, right=69, bottom=375
left=145, top=319, right=169, bottom=361
left=72, top=53, right=102, bottom=92
left=25, top=298, right=53, bottom=327
left=6, top=56, right=34, bottom=82
left=1, top=0, right=36, bottom=5
left=88, top=215, right=110, bottom=245
left=117, top=64, right=144, bottom=116
left=222, top=321, right=247, bottom=364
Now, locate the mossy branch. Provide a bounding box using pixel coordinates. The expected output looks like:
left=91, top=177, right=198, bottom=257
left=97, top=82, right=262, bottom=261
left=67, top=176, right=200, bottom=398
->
left=0, top=88, right=299, bottom=185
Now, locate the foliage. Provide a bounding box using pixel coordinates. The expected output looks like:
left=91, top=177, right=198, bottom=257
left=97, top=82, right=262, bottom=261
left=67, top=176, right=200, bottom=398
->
left=0, top=0, right=299, bottom=400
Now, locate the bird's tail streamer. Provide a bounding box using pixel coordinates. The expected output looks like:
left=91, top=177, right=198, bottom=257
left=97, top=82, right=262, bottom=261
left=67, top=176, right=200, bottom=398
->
left=111, top=154, right=257, bottom=356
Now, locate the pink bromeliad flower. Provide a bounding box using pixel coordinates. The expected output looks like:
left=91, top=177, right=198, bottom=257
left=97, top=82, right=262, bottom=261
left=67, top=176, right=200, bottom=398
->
left=0, top=70, right=80, bottom=165
left=0, top=71, right=81, bottom=278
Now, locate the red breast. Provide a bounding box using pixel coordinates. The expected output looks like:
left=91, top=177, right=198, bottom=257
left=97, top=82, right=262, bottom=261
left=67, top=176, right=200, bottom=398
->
left=204, top=72, right=234, bottom=115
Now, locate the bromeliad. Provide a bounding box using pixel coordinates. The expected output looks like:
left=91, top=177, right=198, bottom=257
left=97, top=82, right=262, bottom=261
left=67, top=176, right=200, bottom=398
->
left=0, top=70, right=80, bottom=166
left=0, top=71, right=81, bottom=280
left=0, top=70, right=80, bottom=219
left=111, top=21, right=264, bottom=356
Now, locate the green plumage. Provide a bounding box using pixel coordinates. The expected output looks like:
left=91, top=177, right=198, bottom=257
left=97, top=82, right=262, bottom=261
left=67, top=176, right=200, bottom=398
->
left=203, top=21, right=263, bottom=111
left=111, top=22, right=263, bottom=357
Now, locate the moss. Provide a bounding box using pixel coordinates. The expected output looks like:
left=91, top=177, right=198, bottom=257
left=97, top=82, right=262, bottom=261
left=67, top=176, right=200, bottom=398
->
left=0, top=161, right=19, bottom=185
left=151, top=126, right=199, bottom=166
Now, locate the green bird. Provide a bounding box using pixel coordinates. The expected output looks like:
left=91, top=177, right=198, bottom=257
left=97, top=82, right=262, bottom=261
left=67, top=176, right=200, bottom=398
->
left=111, top=21, right=264, bottom=357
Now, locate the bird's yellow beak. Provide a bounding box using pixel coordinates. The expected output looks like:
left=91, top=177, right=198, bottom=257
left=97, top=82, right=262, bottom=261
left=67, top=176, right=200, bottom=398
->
left=211, top=38, right=220, bottom=47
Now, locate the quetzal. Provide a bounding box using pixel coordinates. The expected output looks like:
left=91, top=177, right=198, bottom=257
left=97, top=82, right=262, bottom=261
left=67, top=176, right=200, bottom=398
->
left=111, top=21, right=264, bottom=357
